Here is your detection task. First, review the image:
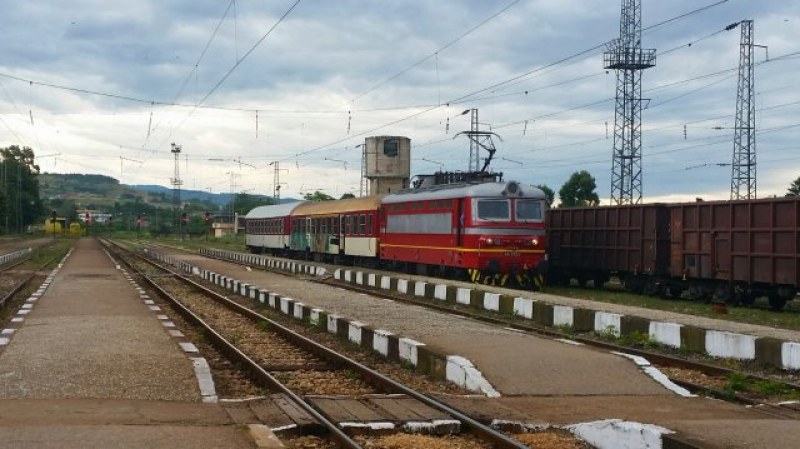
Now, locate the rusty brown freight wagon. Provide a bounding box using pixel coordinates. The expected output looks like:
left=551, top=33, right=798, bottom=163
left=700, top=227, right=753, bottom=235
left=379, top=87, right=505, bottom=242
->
left=546, top=197, right=800, bottom=309
left=547, top=204, right=670, bottom=292
left=669, top=197, right=799, bottom=309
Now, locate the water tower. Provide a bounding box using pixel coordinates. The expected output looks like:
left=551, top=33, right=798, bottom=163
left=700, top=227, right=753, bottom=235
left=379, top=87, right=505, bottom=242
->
left=361, top=136, right=410, bottom=195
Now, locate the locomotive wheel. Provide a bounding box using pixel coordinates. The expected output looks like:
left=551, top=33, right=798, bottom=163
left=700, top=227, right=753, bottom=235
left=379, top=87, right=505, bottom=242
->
left=516, top=273, right=542, bottom=291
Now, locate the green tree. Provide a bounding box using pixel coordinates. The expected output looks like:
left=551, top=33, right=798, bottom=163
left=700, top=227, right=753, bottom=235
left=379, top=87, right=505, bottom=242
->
left=340, top=193, right=356, bottom=200
left=303, top=190, right=335, bottom=201
left=558, top=170, right=600, bottom=207
left=535, top=184, right=555, bottom=208
left=0, top=145, right=43, bottom=233
left=787, top=177, right=800, bottom=197
left=228, top=193, right=274, bottom=216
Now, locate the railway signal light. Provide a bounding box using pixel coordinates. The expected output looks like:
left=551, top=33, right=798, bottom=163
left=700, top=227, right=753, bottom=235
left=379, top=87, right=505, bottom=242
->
left=181, top=212, right=188, bottom=224
left=204, top=211, right=211, bottom=222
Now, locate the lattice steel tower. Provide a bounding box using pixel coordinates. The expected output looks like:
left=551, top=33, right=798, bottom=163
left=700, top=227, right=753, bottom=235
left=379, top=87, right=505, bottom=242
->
left=604, top=0, right=656, bottom=205
left=731, top=20, right=756, bottom=200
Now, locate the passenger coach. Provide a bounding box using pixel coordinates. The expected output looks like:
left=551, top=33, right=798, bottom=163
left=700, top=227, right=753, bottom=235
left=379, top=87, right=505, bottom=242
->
left=289, top=196, right=383, bottom=264
left=244, top=202, right=304, bottom=254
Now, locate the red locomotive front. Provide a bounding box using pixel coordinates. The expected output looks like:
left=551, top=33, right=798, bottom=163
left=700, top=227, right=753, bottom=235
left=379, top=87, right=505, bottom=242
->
left=379, top=181, right=548, bottom=288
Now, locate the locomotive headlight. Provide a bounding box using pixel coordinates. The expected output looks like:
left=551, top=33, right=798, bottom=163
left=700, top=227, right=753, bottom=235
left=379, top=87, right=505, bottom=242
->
left=531, top=238, right=539, bottom=246
left=485, top=238, right=494, bottom=245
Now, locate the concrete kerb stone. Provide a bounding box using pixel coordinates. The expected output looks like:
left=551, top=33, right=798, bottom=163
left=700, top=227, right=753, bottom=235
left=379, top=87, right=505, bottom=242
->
left=397, top=279, right=409, bottom=295
left=268, top=293, right=279, bottom=308
left=399, top=337, right=424, bottom=367
left=513, top=297, right=535, bottom=319
left=372, top=329, right=393, bottom=357
left=280, top=297, right=295, bottom=316
left=293, top=302, right=305, bottom=321
left=348, top=321, right=365, bottom=346
left=649, top=322, right=683, bottom=348
left=413, top=281, right=427, bottom=298
left=433, top=284, right=448, bottom=301
left=705, top=330, right=756, bottom=360
left=553, top=305, right=574, bottom=327
left=327, top=314, right=343, bottom=336
left=595, top=312, right=622, bottom=337
left=455, top=288, right=471, bottom=306
left=310, top=309, right=326, bottom=328
left=781, top=341, right=800, bottom=370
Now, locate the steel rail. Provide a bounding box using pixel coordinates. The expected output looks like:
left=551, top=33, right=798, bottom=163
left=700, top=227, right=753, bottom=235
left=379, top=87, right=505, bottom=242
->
left=108, top=245, right=364, bottom=449
left=114, top=242, right=530, bottom=449
left=0, top=254, right=61, bottom=308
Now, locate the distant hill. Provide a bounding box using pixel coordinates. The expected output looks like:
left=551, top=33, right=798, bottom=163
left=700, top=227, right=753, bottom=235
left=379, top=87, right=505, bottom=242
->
left=39, top=173, right=294, bottom=208
left=128, top=184, right=297, bottom=206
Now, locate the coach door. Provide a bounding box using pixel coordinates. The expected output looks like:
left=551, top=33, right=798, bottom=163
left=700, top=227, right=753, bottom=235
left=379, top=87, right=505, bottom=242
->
left=328, top=216, right=341, bottom=255
left=456, top=198, right=464, bottom=247
left=340, top=215, right=349, bottom=255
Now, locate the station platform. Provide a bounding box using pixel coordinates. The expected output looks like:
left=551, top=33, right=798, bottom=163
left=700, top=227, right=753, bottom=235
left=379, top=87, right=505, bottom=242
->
left=156, top=246, right=800, bottom=449
left=0, top=239, right=258, bottom=449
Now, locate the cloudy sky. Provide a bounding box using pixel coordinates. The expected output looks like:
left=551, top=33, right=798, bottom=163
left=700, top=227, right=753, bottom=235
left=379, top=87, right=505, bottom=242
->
left=1, top=0, right=799, bottom=204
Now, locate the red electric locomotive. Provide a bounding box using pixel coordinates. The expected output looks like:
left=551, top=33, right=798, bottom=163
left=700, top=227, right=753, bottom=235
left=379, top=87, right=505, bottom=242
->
left=380, top=181, right=548, bottom=287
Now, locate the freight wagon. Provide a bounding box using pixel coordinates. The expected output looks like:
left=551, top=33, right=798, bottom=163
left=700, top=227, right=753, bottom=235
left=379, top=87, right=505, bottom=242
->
left=547, top=197, right=800, bottom=310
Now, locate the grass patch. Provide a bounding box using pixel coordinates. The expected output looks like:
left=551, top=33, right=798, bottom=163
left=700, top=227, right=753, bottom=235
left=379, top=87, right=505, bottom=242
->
left=618, top=330, right=660, bottom=349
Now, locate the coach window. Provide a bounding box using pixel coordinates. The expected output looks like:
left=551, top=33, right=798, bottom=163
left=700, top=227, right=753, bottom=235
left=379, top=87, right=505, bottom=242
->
left=366, top=214, right=373, bottom=235
left=359, top=214, right=366, bottom=235
left=475, top=199, right=510, bottom=221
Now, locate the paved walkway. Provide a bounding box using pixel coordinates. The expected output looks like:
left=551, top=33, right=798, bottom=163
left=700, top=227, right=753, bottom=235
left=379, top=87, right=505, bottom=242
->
left=0, top=239, right=256, bottom=448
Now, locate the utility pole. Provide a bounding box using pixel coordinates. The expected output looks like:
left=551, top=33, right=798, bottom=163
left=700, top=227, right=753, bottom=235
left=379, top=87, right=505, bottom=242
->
left=170, top=143, right=183, bottom=235
left=270, top=161, right=281, bottom=203
left=730, top=20, right=760, bottom=200
left=604, top=0, right=656, bottom=205
left=469, top=108, right=480, bottom=172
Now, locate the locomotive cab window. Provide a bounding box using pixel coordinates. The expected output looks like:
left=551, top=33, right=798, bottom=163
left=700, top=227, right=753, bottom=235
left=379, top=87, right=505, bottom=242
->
left=475, top=199, right=510, bottom=221
left=515, top=199, right=544, bottom=222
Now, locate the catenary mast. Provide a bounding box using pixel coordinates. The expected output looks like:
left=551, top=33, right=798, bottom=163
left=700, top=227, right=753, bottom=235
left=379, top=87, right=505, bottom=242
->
left=604, top=0, right=656, bottom=205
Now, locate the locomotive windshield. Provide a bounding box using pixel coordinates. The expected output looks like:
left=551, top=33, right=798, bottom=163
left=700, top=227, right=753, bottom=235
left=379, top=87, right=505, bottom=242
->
left=476, top=199, right=510, bottom=221
left=515, top=199, right=544, bottom=221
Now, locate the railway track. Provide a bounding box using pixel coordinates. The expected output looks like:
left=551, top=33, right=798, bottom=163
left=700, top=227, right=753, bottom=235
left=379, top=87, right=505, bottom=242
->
left=0, top=243, right=66, bottom=310
left=150, top=242, right=800, bottom=422
left=103, top=240, right=565, bottom=449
